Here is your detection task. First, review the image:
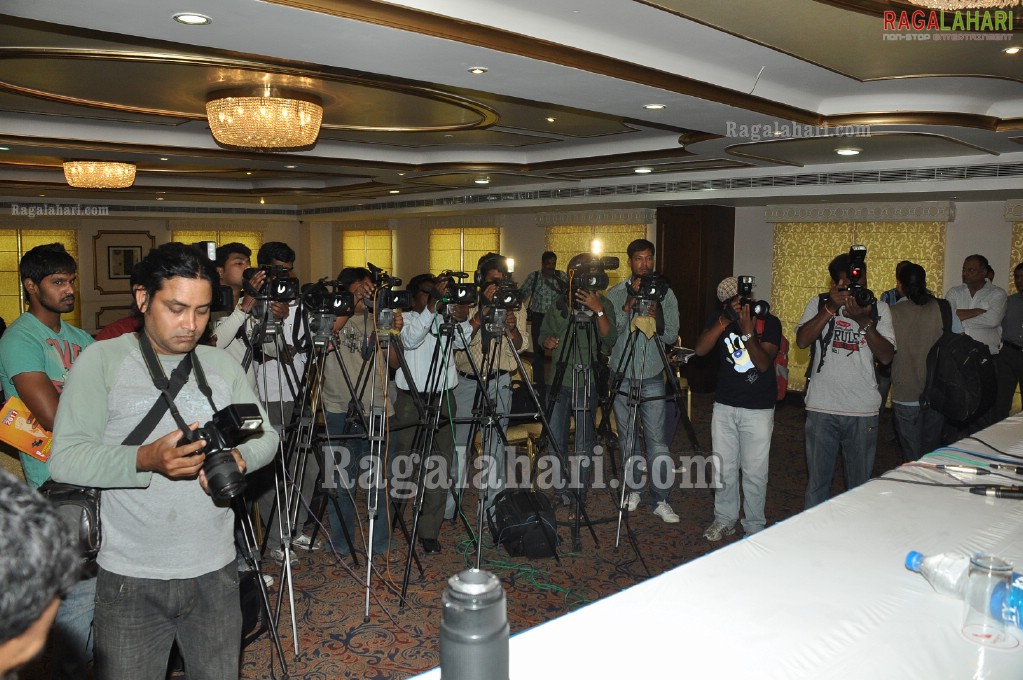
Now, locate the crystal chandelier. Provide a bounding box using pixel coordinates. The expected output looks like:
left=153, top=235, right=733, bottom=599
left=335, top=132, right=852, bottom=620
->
left=906, top=0, right=1019, bottom=8
left=206, top=88, right=323, bottom=151
left=62, top=161, right=136, bottom=189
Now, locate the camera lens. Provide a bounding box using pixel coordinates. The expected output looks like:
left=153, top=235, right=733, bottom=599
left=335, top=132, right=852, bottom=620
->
left=203, top=450, right=247, bottom=501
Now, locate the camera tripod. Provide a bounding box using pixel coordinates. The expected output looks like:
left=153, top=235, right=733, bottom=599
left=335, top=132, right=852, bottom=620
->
left=599, top=303, right=703, bottom=569
left=451, top=306, right=564, bottom=567
left=540, top=302, right=615, bottom=554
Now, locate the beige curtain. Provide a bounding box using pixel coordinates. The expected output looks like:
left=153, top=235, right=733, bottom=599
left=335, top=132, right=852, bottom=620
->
left=428, top=227, right=500, bottom=275
left=340, top=229, right=392, bottom=272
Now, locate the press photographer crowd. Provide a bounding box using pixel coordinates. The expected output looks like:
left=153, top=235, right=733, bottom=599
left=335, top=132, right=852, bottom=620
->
left=1, top=237, right=1019, bottom=678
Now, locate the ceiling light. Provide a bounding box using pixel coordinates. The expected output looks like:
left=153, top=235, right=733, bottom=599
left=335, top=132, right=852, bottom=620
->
left=835, top=147, right=861, bottom=156
left=546, top=117, right=557, bottom=123
left=260, top=197, right=265, bottom=205
left=468, top=66, right=488, bottom=75
left=389, top=190, right=400, bottom=194
left=159, top=157, right=169, bottom=161
left=0, top=146, right=9, bottom=151
left=1004, top=46, right=1021, bottom=55
left=63, top=161, right=136, bottom=189
left=285, top=164, right=297, bottom=169
left=157, top=197, right=164, bottom=201
left=474, top=177, right=490, bottom=185
left=246, top=171, right=253, bottom=175
left=635, top=167, right=653, bottom=174
left=172, top=13, right=211, bottom=25
left=643, top=104, right=666, bottom=110
left=206, top=88, right=323, bottom=151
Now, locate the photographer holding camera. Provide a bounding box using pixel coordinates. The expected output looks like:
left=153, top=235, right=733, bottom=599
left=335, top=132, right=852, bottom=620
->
left=606, top=239, right=681, bottom=524
left=796, top=248, right=895, bottom=509
left=453, top=253, right=528, bottom=511
left=694, top=277, right=780, bottom=541
left=49, top=243, right=279, bottom=680
left=320, top=267, right=401, bottom=556
left=540, top=253, right=617, bottom=509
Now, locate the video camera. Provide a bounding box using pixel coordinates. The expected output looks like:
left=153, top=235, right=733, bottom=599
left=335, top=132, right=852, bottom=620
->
left=366, top=262, right=412, bottom=331
left=737, top=275, right=771, bottom=319
left=190, top=241, right=236, bottom=313
left=301, top=279, right=356, bottom=344
left=632, top=272, right=670, bottom=317
left=180, top=404, right=263, bottom=502
left=437, top=269, right=478, bottom=307
left=845, top=245, right=877, bottom=308
left=569, top=255, right=620, bottom=294
left=242, top=264, right=300, bottom=302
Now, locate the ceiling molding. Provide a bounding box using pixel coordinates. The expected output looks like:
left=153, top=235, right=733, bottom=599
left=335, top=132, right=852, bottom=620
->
left=1006, top=200, right=1023, bottom=221
left=336, top=219, right=390, bottom=230
left=536, top=209, right=655, bottom=227
left=764, top=201, right=956, bottom=223
left=422, top=214, right=506, bottom=228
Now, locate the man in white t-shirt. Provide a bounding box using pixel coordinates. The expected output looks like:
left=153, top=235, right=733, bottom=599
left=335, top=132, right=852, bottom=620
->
left=796, top=251, right=896, bottom=508
left=945, top=254, right=1006, bottom=356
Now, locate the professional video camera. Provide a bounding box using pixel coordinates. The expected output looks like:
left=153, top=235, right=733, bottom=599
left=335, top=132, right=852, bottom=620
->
left=737, top=275, right=771, bottom=319
left=190, top=241, right=236, bottom=312
left=481, top=279, right=523, bottom=334
left=301, top=279, right=356, bottom=344
left=181, top=404, right=264, bottom=502
left=437, top=269, right=478, bottom=307
left=243, top=264, right=300, bottom=302
left=569, top=255, right=620, bottom=294
left=632, top=272, right=670, bottom=317
left=846, top=244, right=877, bottom=308
left=366, top=262, right=412, bottom=331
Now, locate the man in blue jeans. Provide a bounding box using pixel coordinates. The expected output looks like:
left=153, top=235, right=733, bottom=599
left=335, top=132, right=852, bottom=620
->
left=796, top=251, right=895, bottom=508
left=606, top=239, right=681, bottom=523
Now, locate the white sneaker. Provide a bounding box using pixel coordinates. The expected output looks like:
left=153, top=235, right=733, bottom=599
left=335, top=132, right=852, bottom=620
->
left=702, top=520, right=736, bottom=542
left=291, top=534, right=321, bottom=551
left=625, top=492, right=641, bottom=512
left=653, top=501, right=680, bottom=523
left=270, top=548, right=299, bottom=564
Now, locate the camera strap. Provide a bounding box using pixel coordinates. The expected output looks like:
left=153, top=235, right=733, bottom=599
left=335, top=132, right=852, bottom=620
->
left=131, top=332, right=218, bottom=443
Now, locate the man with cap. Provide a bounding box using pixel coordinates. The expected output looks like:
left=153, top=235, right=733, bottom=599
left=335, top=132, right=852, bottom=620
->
left=693, top=277, right=781, bottom=541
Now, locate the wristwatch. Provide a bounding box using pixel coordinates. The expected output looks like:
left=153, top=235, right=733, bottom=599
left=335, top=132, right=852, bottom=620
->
left=740, top=332, right=753, bottom=343
left=596, top=310, right=605, bottom=318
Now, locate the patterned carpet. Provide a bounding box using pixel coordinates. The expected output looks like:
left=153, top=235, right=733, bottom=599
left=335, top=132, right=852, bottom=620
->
left=235, top=392, right=904, bottom=680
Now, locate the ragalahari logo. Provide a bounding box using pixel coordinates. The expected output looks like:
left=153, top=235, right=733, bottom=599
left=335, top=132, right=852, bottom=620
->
left=882, top=9, right=1017, bottom=41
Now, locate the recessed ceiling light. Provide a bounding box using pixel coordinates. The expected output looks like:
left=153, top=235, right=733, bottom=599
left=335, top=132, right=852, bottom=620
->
left=39, top=194, right=45, bottom=197
left=0, top=146, right=10, bottom=151
left=546, top=117, right=557, bottom=123
left=635, top=167, right=653, bottom=174
left=156, top=191, right=166, bottom=194
left=474, top=178, right=490, bottom=185
left=397, top=172, right=405, bottom=176
left=643, top=104, right=666, bottom=110
left=159, top=157, right=169, bottom=161
left=835, top=147, right=861, bottom=156
left=173, top=12, right=211, bottom=25
left=259, top=197, right=265, bottom=205
left=468, top=66, right=488, bottom=75
left=285, top=164, right=296, bottom=169
left=389, top=190, right=400, bottom=194
left=246, top=171, right=253, bottom=175
left=1004, top=46, right=1021, bottom=55
left=156, top=197, right=164, bottom=201
left=443, top=134, right=454, bottom=139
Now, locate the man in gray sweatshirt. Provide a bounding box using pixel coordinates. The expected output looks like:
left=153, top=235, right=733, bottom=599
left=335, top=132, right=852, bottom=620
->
left=50, top=242, right=279, bottom=680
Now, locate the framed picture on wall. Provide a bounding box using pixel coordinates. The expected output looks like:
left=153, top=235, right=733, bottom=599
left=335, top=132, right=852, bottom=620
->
left=93, top=230, right=155, bottom=294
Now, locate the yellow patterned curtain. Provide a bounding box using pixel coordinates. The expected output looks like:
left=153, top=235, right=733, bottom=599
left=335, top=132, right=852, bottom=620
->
left=0, top=229, right=81, bottom=328
left=428, top=227, right=500, bottom=274
left=544, top=224, right=646, bottom=289
left=340, top=229, right=392, bottom=272
left=1010, top=223, right=1023, bottom=290
left=773, top=221, right=946, bottom=392
left=169, top=230, right=263, bottom=260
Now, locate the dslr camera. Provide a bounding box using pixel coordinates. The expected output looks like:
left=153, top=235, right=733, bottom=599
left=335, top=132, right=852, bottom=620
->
left=736, top=275, right=771, bottom=319
left=436, top=270, right=478, bottom=307
left=301, top=279, right=356, bottom=345
left=845, top=245, right=877, bottom=308
left=181, top=404, right=264, bottom=502
left=242, top=264, right=300, bottom=303
left=367, top=262, right=413, bottom=331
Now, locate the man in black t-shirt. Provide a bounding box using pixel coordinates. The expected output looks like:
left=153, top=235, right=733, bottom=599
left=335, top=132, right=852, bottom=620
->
left=693, top=277, right=781, bottom=541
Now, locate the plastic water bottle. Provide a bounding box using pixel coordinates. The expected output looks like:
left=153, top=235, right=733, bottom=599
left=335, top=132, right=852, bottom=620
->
left=906, top=551, right=1023, bottom=629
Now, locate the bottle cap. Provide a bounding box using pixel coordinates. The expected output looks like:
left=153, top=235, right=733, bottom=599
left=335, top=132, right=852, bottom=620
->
left=905, top=551, right=923, bottom=572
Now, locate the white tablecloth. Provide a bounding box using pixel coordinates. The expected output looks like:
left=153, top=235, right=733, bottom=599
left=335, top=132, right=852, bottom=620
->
left=414, top=416, right=1023, bottom=679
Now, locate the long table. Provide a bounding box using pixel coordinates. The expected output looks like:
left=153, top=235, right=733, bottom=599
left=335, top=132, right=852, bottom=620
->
left=413, top=416, right=1023, bottom=679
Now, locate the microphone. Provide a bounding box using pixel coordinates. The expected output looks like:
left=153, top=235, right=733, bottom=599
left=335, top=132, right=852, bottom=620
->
left=969, top=486, right=1023, bottom=499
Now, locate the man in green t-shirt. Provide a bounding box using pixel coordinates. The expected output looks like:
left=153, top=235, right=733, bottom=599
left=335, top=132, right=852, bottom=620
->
left=0, top=242, right=95, bottom=679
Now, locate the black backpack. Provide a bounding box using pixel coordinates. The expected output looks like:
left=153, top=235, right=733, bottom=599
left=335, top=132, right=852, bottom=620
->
left=919, top=299, right=997, bottom=425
